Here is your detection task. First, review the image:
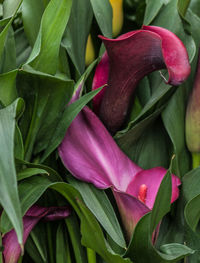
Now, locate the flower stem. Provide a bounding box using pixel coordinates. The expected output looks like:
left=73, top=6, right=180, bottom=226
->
left=192, top=152, right=200, bottom=169
left=87, top=248, right=96, bottom=263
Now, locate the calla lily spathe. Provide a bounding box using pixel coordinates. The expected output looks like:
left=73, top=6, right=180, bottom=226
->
left=59, top=86, right=181, bottom=240
left=92, top=26, right=191, bottom=133
left=2, top=205, right=70, bottom=263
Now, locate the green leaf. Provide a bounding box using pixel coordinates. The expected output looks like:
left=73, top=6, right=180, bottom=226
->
left=0, top=99, right=24, bottom=244
left=143, top=0, right=165, bottom=25
left=0, top=0, right=22, bottom=60
left=15, top=28, right=31, bottom=67
left=17, top=67, right=74, bottom=161
left=178, top=0, right=191, bottom=17
left=22, top=0, right=45, bottom=46
left=65, top=214, right=87, bottom=263
left=188, top=0, right=200, bottom=18
left=40, top=60, right=101, bottom=161
left=151, top=171, right=171, bottom=232
left=0, top=70, right=18, bottom=106
left=90, top=0, right=112, bottom=38
left=115, top=79, right=173, bottom=139
left=41, top=86, right=102, bottom=162
left=56, top=223, right=72, bottom=263
left=3, top=0, right=22, bottom=18
left=0, top=27, right=16, bottom=73
left=17, top=167, right=48, bottom=181
left=116, top=110, right=171, bottom=169
left=27, top=0, right=72, bottom=75
left=62, top=0, right=93, bottom=74
left=25, top=224, right=48, bottom=263
left=69, top=177, right=126, bottom=249
left=160, top=243, right=194, bottom=257
left=162, top=88, right=190, bottom=177
left=14, top=124, right=24, bottom=160
left=182, top=167, right=200, bottom=232
left=185, top=194, right=200, bottom=232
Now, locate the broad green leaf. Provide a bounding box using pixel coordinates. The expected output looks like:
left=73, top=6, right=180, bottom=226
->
left=17, top=67, right=74, bottom=161
left=160, top=243, right=194, bottom=257
left=116, top=109, right=171, bottom=169
left=0, top=70, right=18, bottom=106
left=3, top=0, right=21, bottom=18
left=69, top=177, right=126, bottom=249
left=27, top=0, right=72, bottom=75
left=0, top=99, right=24, bottom=244
left=183, top=167, right=200, bottom=232
left=90, top=0, right=112, bottom=38
left=62, top=0, right=93, bottom=74
left=185, top=194, right=200, bottom=232
left=22, top=0, right=45, bottom=46
left=144, top=0, right=164, bottom=25
left=162, top=87, right=190, bottom=177
left=182, top=167, right=200, bottom=205
left=189, top=0, right=200, bottom=18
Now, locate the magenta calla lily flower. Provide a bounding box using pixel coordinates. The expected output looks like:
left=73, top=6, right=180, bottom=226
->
left=59, top=91, right=181, bottom=240
left=92, top=26, right=191, bottom=133
left=2, top=205, right=70, bottom=263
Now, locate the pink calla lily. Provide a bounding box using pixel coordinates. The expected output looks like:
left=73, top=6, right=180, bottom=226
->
left=59, top=94, right=181, bottom=241
left=92, top=26, right=191, bottom=133
left=2, top=205, right=70, bottom=263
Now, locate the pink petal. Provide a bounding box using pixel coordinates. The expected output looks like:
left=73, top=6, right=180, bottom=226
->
left=92, top=52, right=109, bottom=114
left=95, top=27, right=190, bottom=132
left=113, top=189, right=150, bottom=241
left=142, top=26, right=191, bottom=86
left=3, top=205, right=70, bottom=263
left=126, top=167, right=181, bottom=210
left=59, top=106, right=141, bottom=191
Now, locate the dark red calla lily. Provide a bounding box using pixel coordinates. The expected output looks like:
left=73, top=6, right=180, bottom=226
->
left=92, top=26, right=191, bottom=133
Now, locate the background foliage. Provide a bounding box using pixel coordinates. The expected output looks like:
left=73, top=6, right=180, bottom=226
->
left=0, top=0, right=200, bottom=262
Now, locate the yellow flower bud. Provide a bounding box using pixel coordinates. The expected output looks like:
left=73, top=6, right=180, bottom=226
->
left=109, top=0, right=124, bottom=37
left=85, top=34, right=95, bottom=66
